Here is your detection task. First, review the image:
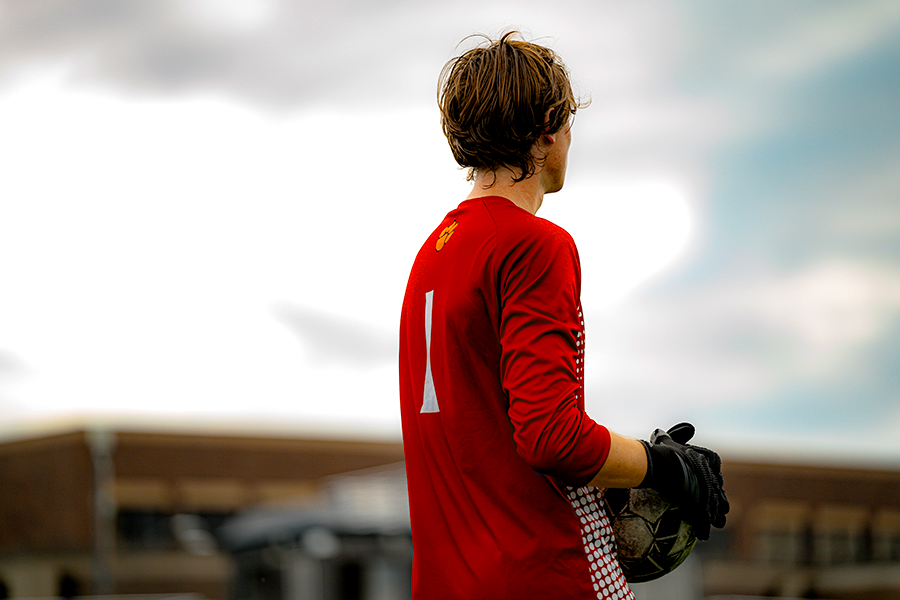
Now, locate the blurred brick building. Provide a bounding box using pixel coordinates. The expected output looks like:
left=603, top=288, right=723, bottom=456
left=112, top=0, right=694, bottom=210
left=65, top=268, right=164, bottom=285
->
left=0, top=429, right=403, bottom=599
left=698, top=459, right=900, bottom=600
left=0, top=428, right=897, bottom=600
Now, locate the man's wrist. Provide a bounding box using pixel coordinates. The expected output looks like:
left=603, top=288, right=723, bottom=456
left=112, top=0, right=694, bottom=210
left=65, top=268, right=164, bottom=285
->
left=638, top=440, right=654, bottom=488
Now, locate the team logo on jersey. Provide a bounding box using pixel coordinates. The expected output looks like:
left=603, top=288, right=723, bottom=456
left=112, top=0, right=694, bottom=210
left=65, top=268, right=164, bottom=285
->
left=435, top=220, right=458, bottom=252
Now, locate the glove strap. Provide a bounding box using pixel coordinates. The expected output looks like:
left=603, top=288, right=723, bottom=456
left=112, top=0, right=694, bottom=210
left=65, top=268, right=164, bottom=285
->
left=638, top=441, right=700, bottom=508
left=638, top=440, right=654, bottom=488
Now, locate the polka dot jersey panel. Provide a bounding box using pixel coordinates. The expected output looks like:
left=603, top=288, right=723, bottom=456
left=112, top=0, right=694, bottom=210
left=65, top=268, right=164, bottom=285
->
left=567, top=486, right=636, bottom=600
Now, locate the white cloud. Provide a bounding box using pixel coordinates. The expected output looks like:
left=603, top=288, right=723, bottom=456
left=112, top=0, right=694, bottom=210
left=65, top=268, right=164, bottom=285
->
left=581, top=259, right=900, bottom=456
left=586, top=260, right=900, bottom=414
left=172, top=0, right=278, bottom=34
left=0, top=76, right=469, bottom=432
left=542, top=178, right=695, bottom=309
left=577, top=94, right=730, bottom=148
left=738, top=2, right=900, bottom=80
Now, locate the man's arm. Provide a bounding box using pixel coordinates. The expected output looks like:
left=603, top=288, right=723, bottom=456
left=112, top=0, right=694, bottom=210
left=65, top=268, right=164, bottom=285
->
left=593, top=424, right=730, bottom=541
left=587, top=432, right=647, bottom=489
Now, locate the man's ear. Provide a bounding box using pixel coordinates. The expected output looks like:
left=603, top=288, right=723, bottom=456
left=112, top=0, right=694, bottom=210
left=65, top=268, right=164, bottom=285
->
left=543, top=107, right=556, bottom=130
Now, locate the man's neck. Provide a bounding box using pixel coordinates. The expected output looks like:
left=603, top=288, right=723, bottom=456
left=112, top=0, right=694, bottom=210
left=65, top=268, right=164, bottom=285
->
left=466, top=167, right=546, bottom=215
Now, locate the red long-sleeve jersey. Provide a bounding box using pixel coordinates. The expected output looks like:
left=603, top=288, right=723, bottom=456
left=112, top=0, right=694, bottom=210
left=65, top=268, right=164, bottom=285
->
left=399, top=196, right=634, bottom=600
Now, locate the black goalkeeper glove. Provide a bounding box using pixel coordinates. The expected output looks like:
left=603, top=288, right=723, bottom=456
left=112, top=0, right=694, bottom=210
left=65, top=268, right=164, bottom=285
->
left=638, top=422, right=729, bottom=541
left=660, top=423, right=729, bottom=530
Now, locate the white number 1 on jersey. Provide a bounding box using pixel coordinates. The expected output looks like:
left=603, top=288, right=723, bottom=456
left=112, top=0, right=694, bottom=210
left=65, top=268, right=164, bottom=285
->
left=422, top=290, right=440, bottom=413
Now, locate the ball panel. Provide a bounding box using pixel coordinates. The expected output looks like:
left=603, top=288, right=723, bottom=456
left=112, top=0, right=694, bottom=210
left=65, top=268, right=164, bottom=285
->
left=628, top=488, right=670, bottom=522
left=603, top=487, right=697, bottom=583
left=610, top=515, right=654, bottom=559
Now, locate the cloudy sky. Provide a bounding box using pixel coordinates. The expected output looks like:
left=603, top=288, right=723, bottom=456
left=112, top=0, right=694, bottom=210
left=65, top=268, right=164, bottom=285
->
left=1, top=0, right=898, bottom=467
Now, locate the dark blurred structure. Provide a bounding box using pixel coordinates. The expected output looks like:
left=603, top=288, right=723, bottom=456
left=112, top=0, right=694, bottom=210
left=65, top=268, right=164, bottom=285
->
left=220, top=463, right=411, bottom=600
left=0, top=429, right=403, bottom=599
left=697, top=460, right=900, bottom=600
left=0, top=429, right=897, bottom=600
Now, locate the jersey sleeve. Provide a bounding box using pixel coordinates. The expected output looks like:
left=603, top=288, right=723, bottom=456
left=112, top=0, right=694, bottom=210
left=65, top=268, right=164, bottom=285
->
left=496, top=220, right=611, bottom=487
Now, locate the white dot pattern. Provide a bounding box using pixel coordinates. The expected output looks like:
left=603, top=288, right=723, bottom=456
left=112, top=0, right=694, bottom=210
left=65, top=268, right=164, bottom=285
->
left=568, top=303, right=632, bottom=598
left=566, top=486, right=635, bottom=600
left=575, top=304, right=585, bottom=403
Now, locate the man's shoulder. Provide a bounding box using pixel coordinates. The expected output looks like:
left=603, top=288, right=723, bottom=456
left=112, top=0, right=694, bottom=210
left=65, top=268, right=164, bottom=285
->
left=470, top=196, right=575, bottom=247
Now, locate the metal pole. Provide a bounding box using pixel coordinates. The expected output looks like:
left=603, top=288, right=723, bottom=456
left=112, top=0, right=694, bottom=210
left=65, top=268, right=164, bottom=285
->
left=88, top=429, right=117, bottom=596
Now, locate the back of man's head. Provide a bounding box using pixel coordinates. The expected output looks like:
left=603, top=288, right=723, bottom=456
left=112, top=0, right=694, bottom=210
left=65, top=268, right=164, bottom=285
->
left=439, top=31, right=583, bottom=183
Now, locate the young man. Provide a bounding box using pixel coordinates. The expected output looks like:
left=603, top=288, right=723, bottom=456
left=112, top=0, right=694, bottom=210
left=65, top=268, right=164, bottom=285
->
left=398, top=32, right=727, bottom=599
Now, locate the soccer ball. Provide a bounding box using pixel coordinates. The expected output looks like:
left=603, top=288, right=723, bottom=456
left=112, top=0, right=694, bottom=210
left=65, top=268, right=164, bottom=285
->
left=603, top=487, right=696, bottom=583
